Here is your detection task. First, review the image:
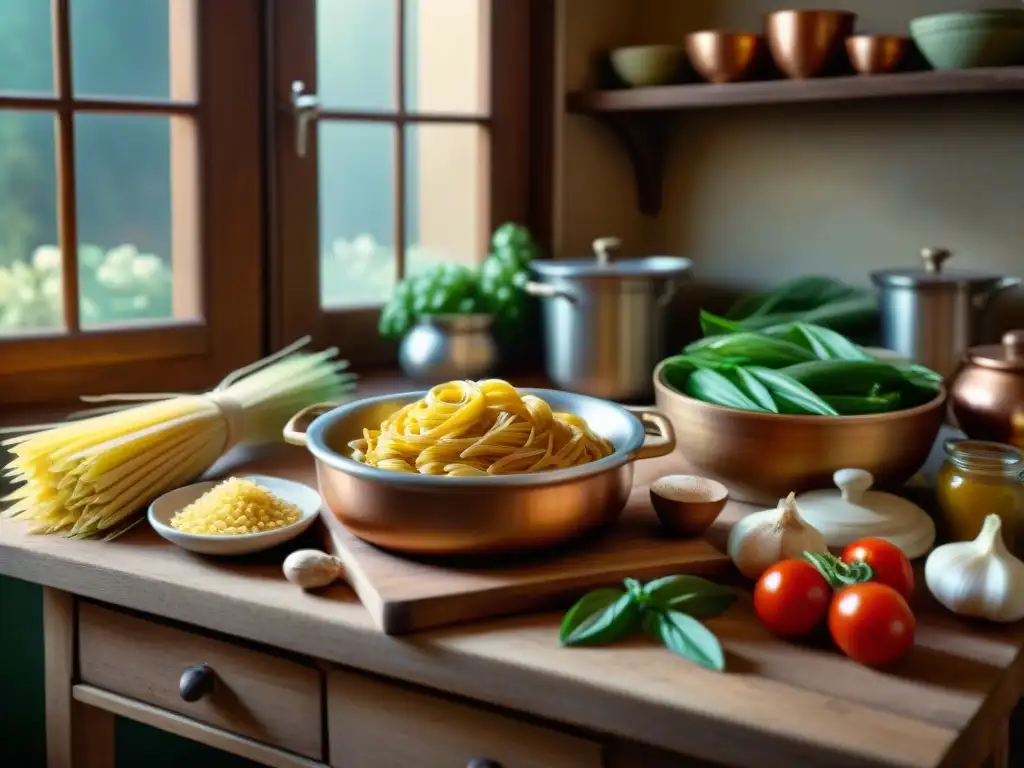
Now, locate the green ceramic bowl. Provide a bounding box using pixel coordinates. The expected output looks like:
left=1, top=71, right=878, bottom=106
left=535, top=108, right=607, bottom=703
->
left=609, top=45, right=686, bottom=87
left=910, top=12, right=1024, bottom=68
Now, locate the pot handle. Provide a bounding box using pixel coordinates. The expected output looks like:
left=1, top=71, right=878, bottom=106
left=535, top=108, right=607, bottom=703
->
left=624, top=407, right=676, bottom=462
left=524, top=281, right=576, bottom=302
left=283, top=402, right=336, bottom=447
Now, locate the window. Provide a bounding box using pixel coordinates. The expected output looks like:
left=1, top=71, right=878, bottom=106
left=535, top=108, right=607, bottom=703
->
left=0, top=0, right=262, bottom=405
left=270, top=0, right=533, bottom=366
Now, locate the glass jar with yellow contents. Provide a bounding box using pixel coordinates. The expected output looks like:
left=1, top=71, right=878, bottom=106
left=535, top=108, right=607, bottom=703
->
left=936, top=440, right=1024, bottom=556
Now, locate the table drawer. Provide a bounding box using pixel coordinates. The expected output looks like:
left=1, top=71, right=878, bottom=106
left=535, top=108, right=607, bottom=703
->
left=327, top=668, right=603, bottom=768
left=78, top=602, right=323, bottom=759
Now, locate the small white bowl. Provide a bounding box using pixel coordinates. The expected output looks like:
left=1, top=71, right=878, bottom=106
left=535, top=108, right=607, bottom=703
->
left=148, top=474, right=322, bottom=556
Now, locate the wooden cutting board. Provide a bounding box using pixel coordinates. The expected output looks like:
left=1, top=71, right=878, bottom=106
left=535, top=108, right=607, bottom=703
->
left=319, top=483, right=730, bottom=635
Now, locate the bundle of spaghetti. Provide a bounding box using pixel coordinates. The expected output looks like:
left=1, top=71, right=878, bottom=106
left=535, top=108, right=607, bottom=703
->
left=349, top=379, right=614, bottom=476
left=1, top=337, right=356, bottom=539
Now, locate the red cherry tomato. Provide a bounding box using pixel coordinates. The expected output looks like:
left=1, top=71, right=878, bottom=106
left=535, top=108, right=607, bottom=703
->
left=829, top=582, right=915, bottom=667
left=754, top=559, right=831, bottom=638
left=842, top=537, right=914, bottom=600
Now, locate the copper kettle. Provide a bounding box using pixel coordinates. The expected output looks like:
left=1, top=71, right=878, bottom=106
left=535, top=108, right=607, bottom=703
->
left=950, top=330, right=1024, bottom=447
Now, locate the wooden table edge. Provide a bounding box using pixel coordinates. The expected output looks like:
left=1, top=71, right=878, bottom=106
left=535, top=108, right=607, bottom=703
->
left=1, top=538, right=962, bottom=768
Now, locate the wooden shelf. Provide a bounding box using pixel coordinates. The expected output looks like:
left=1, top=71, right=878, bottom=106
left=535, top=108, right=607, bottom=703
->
left=567, top=67, right=1024, bottom=113
left=566, top=67, right=1024, bottom=215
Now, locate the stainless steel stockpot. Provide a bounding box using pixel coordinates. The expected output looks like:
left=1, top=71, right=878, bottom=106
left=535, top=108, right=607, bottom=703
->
left=283, top=389, right=675, bottom=555
left=871, top=247, right=1020, bottom=380
left=526, top=237, right=692, bottom=402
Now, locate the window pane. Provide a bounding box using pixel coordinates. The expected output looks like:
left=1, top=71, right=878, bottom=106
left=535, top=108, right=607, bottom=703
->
left=319, top=121, right=396, bottom=308
left=405, top=0, right=488, bottom=114
left=71, top=0, right=175, bottom=98
left=317, top=0, right=396, bottom=111
left=76, top=114, right=184, bottom=329
left=405, top=123, right=488, bottom=276
left=0, top=0, right=53, bottom=94
left=0, top=112, right=60, bottom=335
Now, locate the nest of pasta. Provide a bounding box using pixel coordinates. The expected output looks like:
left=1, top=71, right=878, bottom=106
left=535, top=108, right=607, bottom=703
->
left=349, top=379, right=614, bottom=477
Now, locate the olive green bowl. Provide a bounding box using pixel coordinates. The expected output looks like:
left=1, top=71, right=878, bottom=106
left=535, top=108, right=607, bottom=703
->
left=910, top=12, right=1024, bottom=68
left=609, top=45, right=686, bottom=87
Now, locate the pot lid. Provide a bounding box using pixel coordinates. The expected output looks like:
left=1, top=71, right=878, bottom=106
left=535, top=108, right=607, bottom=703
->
left=870, top=247, right=1019, bottom=292
left=531, top=237, right=693, bottom=279
left=966, top=330, right=1024, bottom=371
left=794, top=468, right=935, bottom=559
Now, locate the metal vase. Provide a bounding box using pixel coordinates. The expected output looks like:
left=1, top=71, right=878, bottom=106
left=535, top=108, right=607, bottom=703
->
left=398, top=313, right=499, bottom=384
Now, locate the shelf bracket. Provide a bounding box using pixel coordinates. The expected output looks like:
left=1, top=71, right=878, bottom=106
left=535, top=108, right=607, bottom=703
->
left=584, top=112, right=672, bottom=216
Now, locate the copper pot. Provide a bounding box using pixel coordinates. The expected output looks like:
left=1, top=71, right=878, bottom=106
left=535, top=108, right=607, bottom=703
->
left=845, top=34, right=909, bottom=74
left=653, top=361, right=947, bottom=506
left=283, top=390, right=675, bottom=555
left=951, top=331, right=1024, bottom=446
left=765, top=9, right=857, bottom=79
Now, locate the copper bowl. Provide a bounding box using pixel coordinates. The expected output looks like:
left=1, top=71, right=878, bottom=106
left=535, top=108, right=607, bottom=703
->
left=765, top=9, right=857, bottom=78
left=846, top=34, right=909, bottom=74
left=283, top=391, right=676, bottom=555
left=685, top=31, right=764, bottom=84
left=653, top=361, right=946, bottom=507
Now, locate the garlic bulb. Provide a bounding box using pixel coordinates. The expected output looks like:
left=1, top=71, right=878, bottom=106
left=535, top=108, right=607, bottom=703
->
left=924, top=514, right=1024, bottom=623
left=727, top=492, right=828, bottom=580
left=283, top=549, right=345, bottom=590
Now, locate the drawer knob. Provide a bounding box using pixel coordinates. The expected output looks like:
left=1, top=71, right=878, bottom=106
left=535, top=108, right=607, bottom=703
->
left=179, top=664, right=215, bottom=703
left=466, top=761, right=503, bottom=768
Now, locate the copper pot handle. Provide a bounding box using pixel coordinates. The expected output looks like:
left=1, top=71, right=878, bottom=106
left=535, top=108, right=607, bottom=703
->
left=283, top=402, right=337, bottom=447
left=624, top=408, right=676, bottom=462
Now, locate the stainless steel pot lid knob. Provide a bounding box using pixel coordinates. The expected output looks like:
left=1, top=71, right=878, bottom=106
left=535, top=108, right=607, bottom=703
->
left=921, top=247, right=952, bottom=274
left=592, top=236, right=622, bottom=267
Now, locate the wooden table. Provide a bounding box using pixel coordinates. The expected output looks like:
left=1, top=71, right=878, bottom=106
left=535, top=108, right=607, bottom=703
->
left=1, top=446, right=1021, bottom=768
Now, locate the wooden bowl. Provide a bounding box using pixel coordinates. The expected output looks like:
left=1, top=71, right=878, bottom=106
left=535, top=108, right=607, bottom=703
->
left=846, top=35, right=909, bottom=74
left=608, top=45, right=686, bottom=88
left=765, top=9, right=857, bottom=78
left=653, top=361, right=947, bottom=507
left=685, top=31, right=764, bottom=84
left=650, top=474, right=729, bottom=537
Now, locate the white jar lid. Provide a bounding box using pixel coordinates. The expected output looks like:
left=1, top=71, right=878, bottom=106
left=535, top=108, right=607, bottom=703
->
left=795, top=468, right=935, bottom=560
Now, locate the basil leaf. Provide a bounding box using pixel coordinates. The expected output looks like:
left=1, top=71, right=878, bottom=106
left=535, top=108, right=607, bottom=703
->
left=686, top=332, right=817, bottom=367
left=746, top=366, right=838, bottom=416
left=686, top=369, right=765, bottom=413
left=560, top=589, right=639, bottom=647
left=652, top=610, right=727, bottom=671
left=823, top=393, right=901, bottom=415
left=781, top=359, right=906, bottom=396
left=643, top=575, right=738, bottom=619
left=698, top=310, right=745, bottom=337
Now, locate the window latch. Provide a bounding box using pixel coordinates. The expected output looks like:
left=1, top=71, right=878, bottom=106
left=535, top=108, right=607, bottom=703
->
left=290, top=80, right=320, bottom=159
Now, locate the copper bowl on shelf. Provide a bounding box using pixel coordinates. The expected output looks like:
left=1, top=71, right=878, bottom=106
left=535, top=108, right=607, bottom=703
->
left=846, top=34, right=909, bottom=74
left=765, top=9, right=857, bottom=78
left=283, top=391, right=676, bottom=556
left=685, top=31, right=764, bottom=84
left=653, top=361, right=947, bottom=507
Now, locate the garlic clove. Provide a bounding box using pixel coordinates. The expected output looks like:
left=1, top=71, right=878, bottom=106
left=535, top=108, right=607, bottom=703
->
left=283, top=549, right=346, bottom=590
left=924, top=514, right=1024, bottom=623
left=727, top=492, right=828, bottom=580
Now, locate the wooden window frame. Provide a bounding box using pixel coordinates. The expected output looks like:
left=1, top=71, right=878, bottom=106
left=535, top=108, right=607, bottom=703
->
left=268, top=0, right=534, bottom=368
left=0, top=0, right=264, bottom=406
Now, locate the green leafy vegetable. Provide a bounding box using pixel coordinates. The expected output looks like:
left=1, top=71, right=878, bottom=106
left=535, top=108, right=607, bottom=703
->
left=643, top=575, right=738, bottom=618
left=559, top=576, right=734, bottom=670
left=559, top=588, right=638, bottom=647
left=727, top=367, right=779, bottom=413
left=725, top=276, right=879, bottom=334
left=822, top=393, right=901, bottom=415
left=646, top=610, right=726, bottom=671
left=686, top=369, right=763, bottom=412
left=686, top=332, right=817, bottom=367
left=780, top=360, right=907, bottom=396
left=746, top=367, right=838, bottom=416
left=791, top=323, right=874, bottom=361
